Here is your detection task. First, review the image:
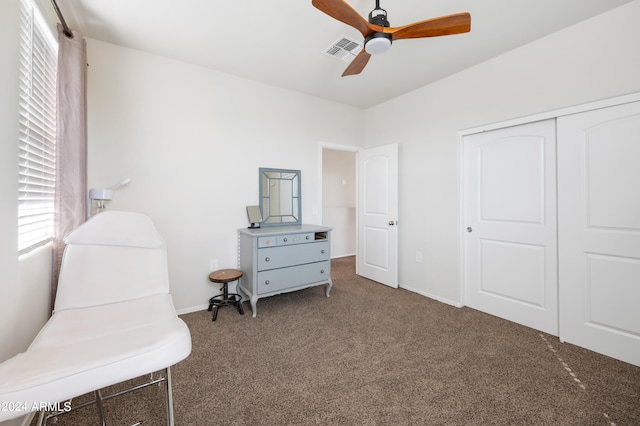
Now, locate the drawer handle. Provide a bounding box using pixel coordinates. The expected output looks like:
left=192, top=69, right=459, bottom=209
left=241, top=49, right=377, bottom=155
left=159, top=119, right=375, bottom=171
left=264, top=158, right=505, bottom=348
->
left=321, top=249, right=325, bottom=254
left=265, top=257, right=270, bottom=262
left=283, top=237, right=288, bottom=242
left=265, top=280, right=270, bottom=285
left=320, top=269, right=325, bottom=274
left=306, top=235, right=310, bottom=240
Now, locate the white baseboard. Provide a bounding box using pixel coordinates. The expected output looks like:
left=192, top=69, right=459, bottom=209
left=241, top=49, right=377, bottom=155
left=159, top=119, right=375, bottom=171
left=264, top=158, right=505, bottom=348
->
left=331, top=253, right=356, bottom=259
left=175, top=277, right=463, bottom=315
left=176, top=304, right=209, bottom=315
left=400, top=284, right=463, bottom=308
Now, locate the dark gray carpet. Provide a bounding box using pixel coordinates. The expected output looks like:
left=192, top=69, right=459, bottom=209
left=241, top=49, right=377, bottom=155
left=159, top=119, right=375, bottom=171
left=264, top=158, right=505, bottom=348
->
left=32, top=256, right=640, bottom=425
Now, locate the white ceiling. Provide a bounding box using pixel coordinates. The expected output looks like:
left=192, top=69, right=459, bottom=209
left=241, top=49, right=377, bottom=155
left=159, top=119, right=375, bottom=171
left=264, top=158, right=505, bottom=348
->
left=52, top=0, right=633, bottom=109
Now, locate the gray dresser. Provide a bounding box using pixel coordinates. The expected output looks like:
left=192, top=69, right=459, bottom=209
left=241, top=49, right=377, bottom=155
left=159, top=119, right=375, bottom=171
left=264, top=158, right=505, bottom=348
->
left=238, top=225, right=333, bottom=317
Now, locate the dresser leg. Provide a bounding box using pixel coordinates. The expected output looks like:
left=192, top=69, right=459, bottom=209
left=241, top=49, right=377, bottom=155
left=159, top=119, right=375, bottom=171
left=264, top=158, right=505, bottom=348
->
left=325, top=280, right=333, bottom=297
left=250, top=296, right=258, bottom=318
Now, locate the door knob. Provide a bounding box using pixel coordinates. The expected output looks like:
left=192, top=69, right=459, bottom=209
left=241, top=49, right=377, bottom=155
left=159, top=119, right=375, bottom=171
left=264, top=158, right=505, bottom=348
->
left=389, top=221, right=396, bottom=226
left=466, top=227, right=472, bottom=233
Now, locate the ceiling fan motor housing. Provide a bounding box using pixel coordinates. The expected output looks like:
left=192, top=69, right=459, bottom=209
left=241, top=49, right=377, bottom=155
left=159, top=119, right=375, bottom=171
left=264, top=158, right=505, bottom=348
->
left=365, top=5, right=392, bottom=54
left=368, top=5, right=390, bottom=27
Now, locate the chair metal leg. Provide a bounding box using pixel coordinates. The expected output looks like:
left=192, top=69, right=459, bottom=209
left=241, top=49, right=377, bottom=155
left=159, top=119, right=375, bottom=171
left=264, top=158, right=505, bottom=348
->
left=95, top=389, right=106, bottom=426
left=33, top=369, right=175, bottom=425
left=164, top=367, right=175, bottom=426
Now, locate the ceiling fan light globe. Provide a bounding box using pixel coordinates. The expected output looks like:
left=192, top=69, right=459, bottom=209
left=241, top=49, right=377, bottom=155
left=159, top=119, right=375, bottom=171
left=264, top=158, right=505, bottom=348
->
left=365, top=36, right=391, bottom=55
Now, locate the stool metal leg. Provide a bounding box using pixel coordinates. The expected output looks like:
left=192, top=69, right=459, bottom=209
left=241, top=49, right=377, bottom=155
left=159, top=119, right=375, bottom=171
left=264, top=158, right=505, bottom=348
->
left=209, top=280, right=244, bottom=321
left=212, top=305, right=220, bottom=321
left=222, top=282, right=229, bottom=300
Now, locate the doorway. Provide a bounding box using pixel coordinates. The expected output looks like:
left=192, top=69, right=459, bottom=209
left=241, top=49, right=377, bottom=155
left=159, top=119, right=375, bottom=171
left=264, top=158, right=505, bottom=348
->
left=319, top=142, right=399, bottom=288
left=321, top=146, right=357, bottom=259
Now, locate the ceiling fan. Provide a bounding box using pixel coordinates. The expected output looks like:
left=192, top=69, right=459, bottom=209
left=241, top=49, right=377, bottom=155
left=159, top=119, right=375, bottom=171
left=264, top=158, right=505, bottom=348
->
left=312, top=0, right=471, bottom=76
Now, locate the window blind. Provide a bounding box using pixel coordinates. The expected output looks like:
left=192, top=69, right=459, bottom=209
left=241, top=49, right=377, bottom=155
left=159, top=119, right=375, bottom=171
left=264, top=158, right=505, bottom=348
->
left=18, top=0, right=58, bottom=254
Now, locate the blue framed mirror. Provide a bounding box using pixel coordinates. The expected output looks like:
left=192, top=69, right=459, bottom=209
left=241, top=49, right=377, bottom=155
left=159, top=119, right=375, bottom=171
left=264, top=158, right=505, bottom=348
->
left=259, top=168, right=301, bottom=226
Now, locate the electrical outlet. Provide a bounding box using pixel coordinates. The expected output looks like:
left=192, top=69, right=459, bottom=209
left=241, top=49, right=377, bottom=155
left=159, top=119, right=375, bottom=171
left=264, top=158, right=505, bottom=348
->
left=209, top=259, right=218, bottom=272
left=415, top=251, right=423, bottom=263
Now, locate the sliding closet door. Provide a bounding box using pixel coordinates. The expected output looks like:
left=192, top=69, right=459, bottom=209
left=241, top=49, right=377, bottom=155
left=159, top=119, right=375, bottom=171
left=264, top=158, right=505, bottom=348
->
left=558, top=101, right=640, bottom=366
left=463, top=119, right=558, bottom=335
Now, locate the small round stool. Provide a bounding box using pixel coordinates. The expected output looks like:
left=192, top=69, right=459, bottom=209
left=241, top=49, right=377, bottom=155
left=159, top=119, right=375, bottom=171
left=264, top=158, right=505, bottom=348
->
left=208, top=269, right=245, bottom=321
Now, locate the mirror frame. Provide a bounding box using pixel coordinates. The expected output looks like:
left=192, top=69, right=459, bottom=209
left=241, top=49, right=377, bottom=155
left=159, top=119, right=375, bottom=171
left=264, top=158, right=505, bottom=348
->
left=259, top=168, right=302, bottom=226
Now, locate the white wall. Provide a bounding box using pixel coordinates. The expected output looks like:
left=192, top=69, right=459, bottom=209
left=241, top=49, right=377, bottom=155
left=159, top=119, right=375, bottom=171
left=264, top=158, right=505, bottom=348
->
left=85, top=39, right=364, bottom=312
left=322, top=149, right=356, bottom=257
left=2, top=0, right=640, bottom=367
left=363, top=0, right=640, bottom=304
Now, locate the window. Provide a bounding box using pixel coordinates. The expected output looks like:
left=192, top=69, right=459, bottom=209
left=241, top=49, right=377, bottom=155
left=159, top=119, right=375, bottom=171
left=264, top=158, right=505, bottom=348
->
left=18, top=0, right=58, bottom=254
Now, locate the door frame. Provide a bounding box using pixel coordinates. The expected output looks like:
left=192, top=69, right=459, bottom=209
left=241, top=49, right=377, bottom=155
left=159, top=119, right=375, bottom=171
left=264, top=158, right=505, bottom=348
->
left=318, top=141, right=361, bottom=272
left=317, top=141, right=398, bottom=283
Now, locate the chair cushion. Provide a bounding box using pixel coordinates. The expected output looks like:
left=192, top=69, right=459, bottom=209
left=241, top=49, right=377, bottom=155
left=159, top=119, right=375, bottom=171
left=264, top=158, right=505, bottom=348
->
left=54, top=245, right=170, bottom=311
left=64, top=211, right=163, bottom=248
left=0, top=294, right=191, bottom=421
left=55, top=210, right=171, bottom=311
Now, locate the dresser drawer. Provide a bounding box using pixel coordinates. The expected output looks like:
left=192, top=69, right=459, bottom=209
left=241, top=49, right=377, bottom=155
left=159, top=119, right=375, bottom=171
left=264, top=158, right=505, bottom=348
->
left=258, top=241, right=329, bottom=271
left=257, top=232, right=315, bottom=248
left=257, top=261, right=330, bottom=294
left=258, top=236, right=276, bottom=248
left=277, top=233, right=314, bottom=245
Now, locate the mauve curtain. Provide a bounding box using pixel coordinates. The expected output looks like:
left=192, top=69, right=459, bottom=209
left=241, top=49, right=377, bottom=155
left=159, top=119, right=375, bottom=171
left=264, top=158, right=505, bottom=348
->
left=51, top=25, right=88, bottom=312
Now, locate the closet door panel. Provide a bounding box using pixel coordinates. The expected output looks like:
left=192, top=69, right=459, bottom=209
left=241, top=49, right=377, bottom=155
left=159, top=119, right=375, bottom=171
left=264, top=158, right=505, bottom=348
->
left=558, top=100, right=640, bottom=367
left=463, top=119, right=558, bottom=335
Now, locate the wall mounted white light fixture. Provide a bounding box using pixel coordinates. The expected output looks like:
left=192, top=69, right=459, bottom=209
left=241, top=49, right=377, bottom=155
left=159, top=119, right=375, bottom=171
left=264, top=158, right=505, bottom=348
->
left=88, top=178, right=132, bottom=216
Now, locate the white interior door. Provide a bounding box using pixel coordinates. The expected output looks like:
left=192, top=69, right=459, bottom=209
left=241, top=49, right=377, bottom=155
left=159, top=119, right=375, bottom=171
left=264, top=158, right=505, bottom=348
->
left=358, top=144, right=398, bottom=288
left=463, top=120, right=558, bottom=335
left=558, top=101, right=640, bottom=366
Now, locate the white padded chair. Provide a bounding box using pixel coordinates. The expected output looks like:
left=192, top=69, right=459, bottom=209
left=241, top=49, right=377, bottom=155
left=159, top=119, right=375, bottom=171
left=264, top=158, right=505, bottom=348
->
left=0, top=211, right=192, bottom=425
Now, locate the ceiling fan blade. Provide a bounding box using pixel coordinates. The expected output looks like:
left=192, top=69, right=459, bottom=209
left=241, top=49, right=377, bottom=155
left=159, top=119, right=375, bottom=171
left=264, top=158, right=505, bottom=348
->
left=387, top=12, right=471, bottom=40
left=312, top=0, right=374, bottom=38
left=342, top=50, right=371, bottom=77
